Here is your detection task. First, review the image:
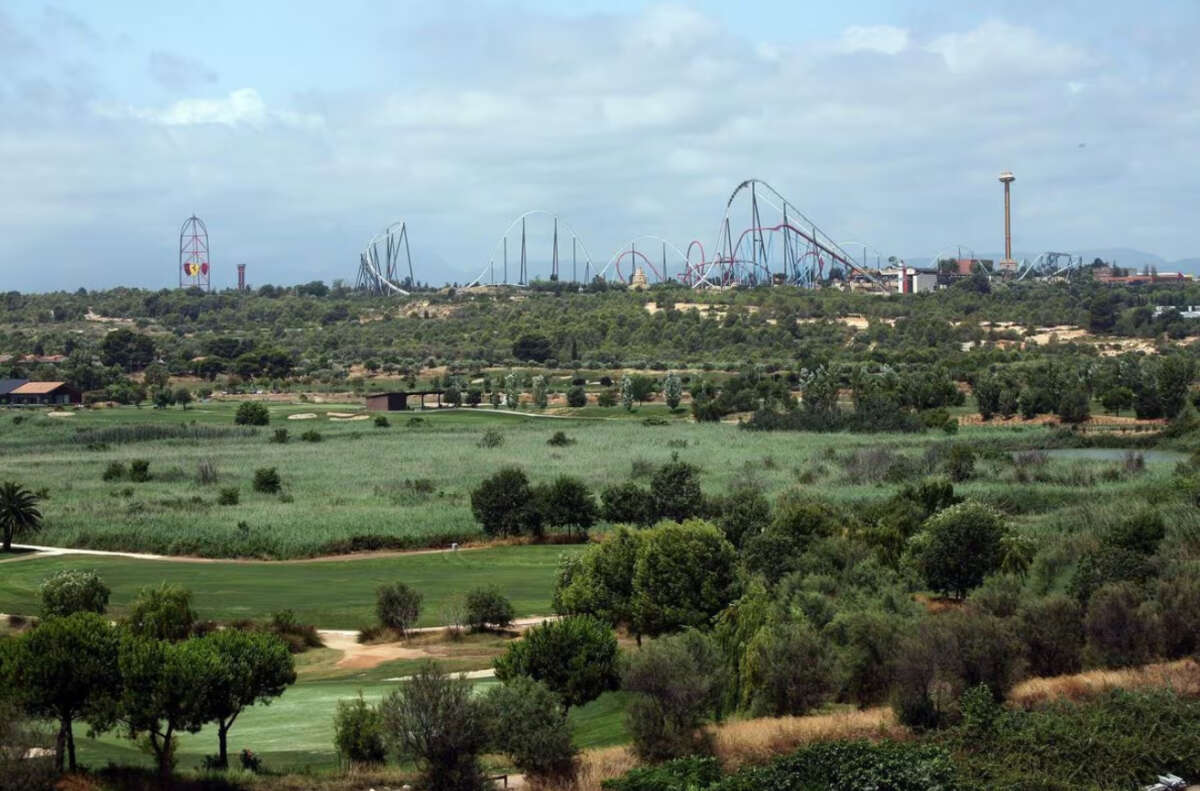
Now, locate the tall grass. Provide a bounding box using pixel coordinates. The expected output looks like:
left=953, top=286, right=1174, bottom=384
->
left=72, top=424, right=260, bottom=445
left=1008, top=660, right=1200, bottom=709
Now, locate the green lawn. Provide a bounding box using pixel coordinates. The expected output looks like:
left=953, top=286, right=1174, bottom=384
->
left=73, top=679, right=631, bottom=772
left=0, top=545, right=579, bottom=628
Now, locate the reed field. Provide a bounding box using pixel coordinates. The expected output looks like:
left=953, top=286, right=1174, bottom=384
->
left=0, top=400, right=1185, bottom=559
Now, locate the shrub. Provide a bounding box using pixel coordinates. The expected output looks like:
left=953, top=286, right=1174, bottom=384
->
left=270, top=428, right=289, bottom=444
left=127, top=583, right=196, bottom=641
left=945, top=444, right=975, bottom=482
left=494, top=615, right=620, bottom=709
left=129, top=459, right=151, bottom=482
left=373, top=415, right=389, bottom=428
left=218, top=487, right=240, bottom=506
left=1084, top=582, right=1161, bottom=668
left=101, top=461, right=125, bottom=481
left=464, top=587, right=514, bottom=632
left=566, top=386, right=587, bottom=407
left=623, top=630, right=723, bottom=761
left=40, top=569, right=110, bottom=618
left=711, top=741, right=959, bottom=791
left=379, top=663, right=490, bottom=791
left=300, top=430, right=322, bottom=442
left=253, top=467, right=281, bottom=494
left=547, top=430, right=576, bottom=446
left=741, top=621, right=836, bottom=716
left=333, top=693, right=386, bottom=765
left=1015, top=594, right=1083, bottom=677
left=1106, top=508, right=1166, bottom=556
left=376, top=581, right=422, bottom=635
left=603, top=757, right=721, bottom=791
left=235, top=401, right=270, bottom=426
left=967, top=573, right=1025, bottom=618
left=195, top=458, right=219, bottom=485
left=477, top=428, right=504, bottom=448
left=597, top=389, right=618, bottom=408
left=482, top=677, right=577, bottom=780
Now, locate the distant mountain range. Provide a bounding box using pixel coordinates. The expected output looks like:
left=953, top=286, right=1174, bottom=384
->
left=901, top=247, right=1200, bottom=274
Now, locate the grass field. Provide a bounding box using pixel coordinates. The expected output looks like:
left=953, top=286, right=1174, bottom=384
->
left=0, top=399, right=1116, bottom=559
left=0, top=544, right=578, bottom=627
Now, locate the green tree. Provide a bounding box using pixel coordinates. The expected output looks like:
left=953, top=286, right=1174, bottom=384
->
left=201, top=630, right=295, bottom=768
left=234, top=401, right=270, bottom=426
left=99, top=328, right=156, bottom=372
left=376, top=582, right=422, bottom=636
left=531, top=375, right=549, bottom=408
left=470, top=467, right=542, bottom=537
left=0, top=481, right=41, bottom=552
left=504, top=372, right=521, bottom=410
left=126, top=583, right=196, bottom=642
left=742, top=496, right=842, bottom=582
left=493, top=616, right=619, bottom=709
left=663, top=372, right=683, bottom=410
left=620, top=374, right=635, bottom=411
left=1157, top=356, right=1195, bottom=419
left=482, top=677, right=577, bottom=780
left=378, top=662, right=490, bottom=791
left=566, top=385, right=587, bottom=407
left=40, top=569, right=110, bottom=618
left=628, top=375, right=656, bottom=404
left=1015, top=594, right=1083, bottom=677
left=1100, top=386, right=1134, bottom=416
left=536, top=475, right=598, bottom=536
left=1084, top=582, right=1161, bottom=668
left=912, top=502, right=1007, bottom=599
left=173, top=387, right=193, bottom=409
left=143, top=362, right=170, bottom=390
left=118, top=634, right=225, bottom=776
left=741, top=621, right=836, bottom=716
left=600, top=481, right=655, bottom=526
left=2, top=612, right=120, bottom=772
left=553, top=527, right=641, bottom=628
left=632, top=520, right=739, bottom=637
left=649, top=458, right=704, bottom=522
left=513, top=334, right=553, bottom=363
left=623, top=630, right=723, bottom=761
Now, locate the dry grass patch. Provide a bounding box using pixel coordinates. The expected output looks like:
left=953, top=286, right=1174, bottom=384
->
left=1008, top=659, right=1200, bottom=709
left=552, top=745, right=638, bottom=791
left=708, top=707, right=905, bottom=771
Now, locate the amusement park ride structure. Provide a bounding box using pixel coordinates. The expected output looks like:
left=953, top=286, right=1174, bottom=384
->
left=354, top=179, right=886, bottom=294
left=179, top=215, right=211, bottom=291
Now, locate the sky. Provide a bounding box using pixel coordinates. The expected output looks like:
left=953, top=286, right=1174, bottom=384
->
left=3, top=0, right=1200, bottom=291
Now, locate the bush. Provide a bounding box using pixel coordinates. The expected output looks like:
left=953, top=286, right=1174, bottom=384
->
left=300, top=429, right=322, bottom=442
left=482, top=677, right=577, bottom=780
left=1084, top=582, right=1161, bottom=668
left=40, top=569, right=110, bottom=618
left=597, top=389, right=618, bottom=408
left=547, top=430, right=576, bottom=446
left=603, top=757, right=721, bottom=791
left=741, top=621, right=835, bottom=716
left=101, top=461, right=125, bottom=481
left=253, top=467, right=281, bottom=494
left=494, top=615, right=620, bottom=709
left=566, top=386, right=587, bottom=407
left=270, top=428, right=289, bottom=444
left=376, top=581, right=422, bottom=635
left=623, top=630, right=723, bottom=761
left=127, top=583, right=196, bottom=641
left=195, top=458, right=219, bottom=485
left=235, top=401, right=270, bottom=426
left=379, top=663, right=490, bottom=791
left=945, top=444, right=975, bottom=482
left=465, top=587, right=514, bottom=632
left=129, top=459, right=151, bottom=482
left=1015, top=594, right=1083, bottom=677
left=373, top=415, right=389, bottom=428
left=477, top=428, right=504, bottom=448
left=711, top=741, right=959, bottom=791
left=218, top=487, right=240, bottom=506
left=333, top=693, right=386, bottom=765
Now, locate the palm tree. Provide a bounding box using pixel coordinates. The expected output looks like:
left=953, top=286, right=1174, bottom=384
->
left=0, top=481, right=41, bottom=552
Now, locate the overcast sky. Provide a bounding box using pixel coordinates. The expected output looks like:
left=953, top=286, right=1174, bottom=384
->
left=3, top=1, right=1199, bottom=291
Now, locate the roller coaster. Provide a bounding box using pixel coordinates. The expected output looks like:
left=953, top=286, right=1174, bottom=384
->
left=354, top=179, right=885, bottom=293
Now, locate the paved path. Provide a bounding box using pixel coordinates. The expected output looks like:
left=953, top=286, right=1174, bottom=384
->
left=7, top=541, right=490, bottom=565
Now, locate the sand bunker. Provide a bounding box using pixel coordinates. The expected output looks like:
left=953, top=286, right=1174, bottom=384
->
left=46, top=411, right=75, bottom=417
left=330, top=414, right=371, bottom=422
left=287, top=413, right=318, bottom=420
left=326, top=411, right=358, bottom=418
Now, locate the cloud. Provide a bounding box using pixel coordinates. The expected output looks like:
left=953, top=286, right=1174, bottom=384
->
left=834, top=25, right=910, bottom=55
left=95, top=88, right=322, bottom=129
left=926, top=19, right=1090, bottom=75
left=148, top=51, right=218, bottom=91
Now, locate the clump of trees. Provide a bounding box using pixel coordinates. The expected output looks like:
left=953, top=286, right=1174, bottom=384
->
left=470, top=467, right=597, bottom=538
